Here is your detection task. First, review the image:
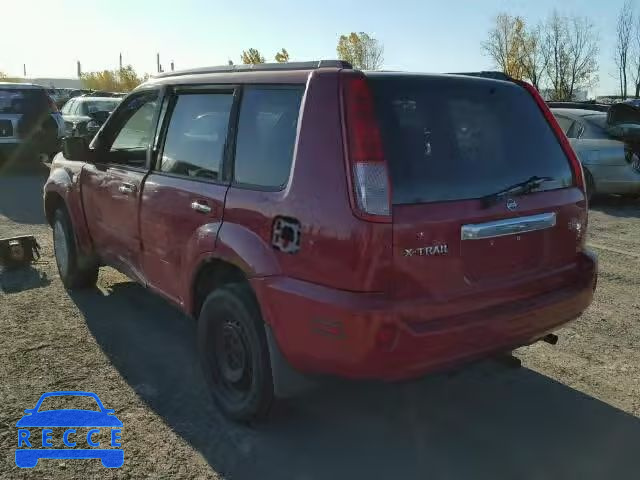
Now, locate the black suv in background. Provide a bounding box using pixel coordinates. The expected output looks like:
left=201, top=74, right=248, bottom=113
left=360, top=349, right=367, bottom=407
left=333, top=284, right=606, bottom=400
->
left=0, top=83, right=64, bottom=165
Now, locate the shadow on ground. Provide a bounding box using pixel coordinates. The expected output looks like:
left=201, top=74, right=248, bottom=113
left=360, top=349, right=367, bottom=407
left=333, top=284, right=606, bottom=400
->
left=0, top=265, right=50, bottom=293
left=591, top=195, right=640, bottom=219
left=72, top=282, right=640, bottom=480
left=0, top=162, right=48, bottom=225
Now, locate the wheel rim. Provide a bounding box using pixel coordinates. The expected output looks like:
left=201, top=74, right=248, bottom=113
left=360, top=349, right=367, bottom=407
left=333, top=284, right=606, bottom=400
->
left=210, top=317, right=253, bottom=402
left=53, top=219, right=69, bottom=278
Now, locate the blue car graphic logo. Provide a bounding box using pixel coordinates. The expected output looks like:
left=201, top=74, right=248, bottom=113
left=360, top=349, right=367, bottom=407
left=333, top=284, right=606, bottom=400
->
left=15, top=391, right=123, bottom=468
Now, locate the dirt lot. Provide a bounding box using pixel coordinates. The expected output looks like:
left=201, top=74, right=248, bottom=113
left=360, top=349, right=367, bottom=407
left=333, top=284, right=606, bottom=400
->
left=1, top=165, right=640, bottom=480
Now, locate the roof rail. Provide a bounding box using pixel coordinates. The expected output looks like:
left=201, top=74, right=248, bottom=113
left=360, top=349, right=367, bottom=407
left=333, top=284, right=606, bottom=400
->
left=154, top=60, right=353, bottom=79
left=448, top=71, right=513, bottom=81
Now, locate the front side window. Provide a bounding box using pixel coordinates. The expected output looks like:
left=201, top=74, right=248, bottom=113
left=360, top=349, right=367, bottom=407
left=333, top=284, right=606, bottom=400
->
left=109, top=92, right=158, bottom=153
left=159, top=92, right=233, bottom=180
left=233, top=87, right=303, bottom=188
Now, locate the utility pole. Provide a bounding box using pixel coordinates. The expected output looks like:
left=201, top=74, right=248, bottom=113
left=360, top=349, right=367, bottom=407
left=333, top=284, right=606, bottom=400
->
left=77, top=61, right=82, bottom=77
left=170, top=60, right=174, bottom=71
left=23, top=64, right=26, bottom=77
left=119, top=53, right=122, bottom=70
left=156, top=53, right=162, bottom=73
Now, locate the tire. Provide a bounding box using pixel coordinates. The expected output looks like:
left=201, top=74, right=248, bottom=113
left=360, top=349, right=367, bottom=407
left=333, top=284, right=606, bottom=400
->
left=197, top=283, right=274, bottom=422
left=52, top=207, right=98, bottom=289
left=584, top=168, right=595, bottom=203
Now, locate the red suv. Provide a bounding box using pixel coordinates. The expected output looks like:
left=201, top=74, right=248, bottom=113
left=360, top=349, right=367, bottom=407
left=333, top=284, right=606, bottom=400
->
left=44, top=61, right=597, bottom=421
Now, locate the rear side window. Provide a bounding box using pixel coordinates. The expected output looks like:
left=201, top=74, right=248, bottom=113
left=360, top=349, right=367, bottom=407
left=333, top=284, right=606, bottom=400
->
left=0, top=88, right=48, bottom=114
left=368, top=75, right=574, bottom=204
left=554, top=115, right=574, bottom=135
left=159, top=93, right=233, bottom=181
left=233, top=87, right=303, bottom=188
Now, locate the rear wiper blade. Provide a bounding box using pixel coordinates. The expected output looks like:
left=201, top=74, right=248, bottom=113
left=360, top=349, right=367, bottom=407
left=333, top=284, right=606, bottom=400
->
left=481, top=176, right=554, bottom=208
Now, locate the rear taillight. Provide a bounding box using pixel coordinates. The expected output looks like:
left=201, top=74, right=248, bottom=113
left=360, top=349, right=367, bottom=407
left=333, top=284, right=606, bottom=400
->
left=341, top=73, right=392, bottom=222
left=47, top=96, right=58, bottom=113
left=516, top=81, right=585, bottom=194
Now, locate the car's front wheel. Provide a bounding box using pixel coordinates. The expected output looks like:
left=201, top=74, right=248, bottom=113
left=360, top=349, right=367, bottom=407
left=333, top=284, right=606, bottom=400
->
left=52, top=207, right=98, bottom=289
left=197, top=283, right=274, bottom=422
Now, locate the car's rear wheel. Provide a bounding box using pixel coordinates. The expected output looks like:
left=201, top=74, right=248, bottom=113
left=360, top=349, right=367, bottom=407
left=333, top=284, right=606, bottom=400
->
left=52, top=207, right=98, bottom=289
left=197, top=283, right=274, bottom=422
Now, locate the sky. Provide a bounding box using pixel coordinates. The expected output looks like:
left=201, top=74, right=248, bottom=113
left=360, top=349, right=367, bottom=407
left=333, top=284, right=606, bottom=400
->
left=0, top=0, right=628, bottom=95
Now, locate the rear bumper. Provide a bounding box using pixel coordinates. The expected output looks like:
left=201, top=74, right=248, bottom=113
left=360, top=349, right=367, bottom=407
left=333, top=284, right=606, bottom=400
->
left=252, top=251, right=597, bottom=381
left=589, top=164, right=640, bottom=194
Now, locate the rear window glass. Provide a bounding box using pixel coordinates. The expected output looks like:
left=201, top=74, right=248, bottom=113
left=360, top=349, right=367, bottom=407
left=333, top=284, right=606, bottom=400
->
left=584, top=114, right=607, bottom=129
left=233, top=87, right=303, bottom=188
left=368, top=75, right=573, bottom=204
left=0, top=88, right=48, bottom=114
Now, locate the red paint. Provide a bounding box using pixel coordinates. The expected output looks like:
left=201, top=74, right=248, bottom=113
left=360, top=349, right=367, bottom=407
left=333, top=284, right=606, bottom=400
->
left=44, top=67, right=597, bottom=382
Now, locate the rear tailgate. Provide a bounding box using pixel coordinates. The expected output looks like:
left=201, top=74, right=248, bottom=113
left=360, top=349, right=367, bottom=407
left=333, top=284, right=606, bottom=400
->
left=367, top=74, right=586, bottom=303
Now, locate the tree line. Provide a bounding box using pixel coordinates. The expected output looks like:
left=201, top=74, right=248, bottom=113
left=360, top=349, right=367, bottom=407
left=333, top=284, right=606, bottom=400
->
left=482, top=11, right=599, bottom=101
left=236, top=32, right=384, bottom=70
left=77, top=32, right=384, bottom=91
left=1, top=32, right=387, bottom=92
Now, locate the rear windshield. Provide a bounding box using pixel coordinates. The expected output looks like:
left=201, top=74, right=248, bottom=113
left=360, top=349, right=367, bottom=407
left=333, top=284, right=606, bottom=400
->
left=368, top=75, right=574, bottom=204
left=584, top=114, right=607, bottom=129
left=0, top=88, right=48, bottom=114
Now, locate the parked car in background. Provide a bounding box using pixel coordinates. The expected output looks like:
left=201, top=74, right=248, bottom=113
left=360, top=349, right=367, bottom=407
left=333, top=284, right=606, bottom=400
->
left=552, top=107, right=640, bottom=199
left=0, top=82, right=64, bottom=165
left=61, top=96, right=121, bottom=140
left=44, top=62, right=596, bottom=421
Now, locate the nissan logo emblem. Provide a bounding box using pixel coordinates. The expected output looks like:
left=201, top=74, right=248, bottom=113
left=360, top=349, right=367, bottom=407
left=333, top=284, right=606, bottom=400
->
left=506, top=198, right=518, bottom=211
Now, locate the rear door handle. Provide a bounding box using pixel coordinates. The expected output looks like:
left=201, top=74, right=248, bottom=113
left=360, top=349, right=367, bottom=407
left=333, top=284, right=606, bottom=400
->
left=118, top=183, right=137, bottom=194
left=191, top=200, right=212, bottom=214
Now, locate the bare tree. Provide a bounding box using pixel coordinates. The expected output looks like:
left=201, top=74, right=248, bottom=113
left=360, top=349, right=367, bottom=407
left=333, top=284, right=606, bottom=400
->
left=631, top=11, right=640, bottom=97
left=482, top=13, right=527, bottom=79
left=542, top=11, right=599, bottom=101
left=615, top=0, right=634, bottom=99
left=521, top=24, right=548, bottom=89
left=336, top=32, right=384, bottom=70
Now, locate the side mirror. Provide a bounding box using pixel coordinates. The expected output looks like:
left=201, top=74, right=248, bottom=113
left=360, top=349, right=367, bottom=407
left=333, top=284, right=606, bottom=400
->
left=62, top=136, right=91, bottom=162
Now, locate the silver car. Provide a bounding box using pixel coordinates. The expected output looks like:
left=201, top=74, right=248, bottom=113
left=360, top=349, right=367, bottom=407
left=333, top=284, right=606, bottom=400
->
left=552, top=108, right=640, bottom=199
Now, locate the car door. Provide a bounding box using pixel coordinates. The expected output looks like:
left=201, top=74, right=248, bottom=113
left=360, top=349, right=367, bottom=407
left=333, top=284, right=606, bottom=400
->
left=81, top=89, right=162, bottom=282
left=139, top=86, right=236, bottom=305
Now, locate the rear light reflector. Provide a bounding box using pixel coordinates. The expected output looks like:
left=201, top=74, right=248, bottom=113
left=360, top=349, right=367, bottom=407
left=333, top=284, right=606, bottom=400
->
left=375, top=323, right=398, bottom=351
left=342, top=74, right=392, bottom=221
left=516, top=81, right=585, bottom=194
left=352, top=163, right=390, bottom=216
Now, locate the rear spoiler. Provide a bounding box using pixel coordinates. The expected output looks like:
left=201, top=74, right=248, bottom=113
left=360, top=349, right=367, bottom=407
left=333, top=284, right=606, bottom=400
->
left=447, top=71, right=513, bottom=81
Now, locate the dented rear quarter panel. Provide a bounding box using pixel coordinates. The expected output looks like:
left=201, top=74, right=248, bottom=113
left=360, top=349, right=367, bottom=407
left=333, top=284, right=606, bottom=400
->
left=43, top=154, right=93, bottom=254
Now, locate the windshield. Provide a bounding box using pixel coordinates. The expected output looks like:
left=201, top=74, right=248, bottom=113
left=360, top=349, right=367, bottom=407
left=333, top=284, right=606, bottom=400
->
left=368, top=75, right=574, bottom=204
left=0, top=88, right=48, bottom=114
left=83, top=100, right=120, bottom=114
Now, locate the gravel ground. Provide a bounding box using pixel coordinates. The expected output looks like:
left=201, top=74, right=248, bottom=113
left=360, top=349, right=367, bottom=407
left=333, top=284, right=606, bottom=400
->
left=1, top=166, right=639, bottom=480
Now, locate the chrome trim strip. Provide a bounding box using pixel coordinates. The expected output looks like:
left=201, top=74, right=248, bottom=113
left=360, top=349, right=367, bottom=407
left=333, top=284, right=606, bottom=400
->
left=461, top=212, right=556, bottom=240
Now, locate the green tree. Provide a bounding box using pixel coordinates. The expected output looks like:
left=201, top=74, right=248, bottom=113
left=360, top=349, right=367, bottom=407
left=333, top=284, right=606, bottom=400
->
left=336, top=32, right=383, bottom=70
left=0, top=71, right=6, bottom=79
left=275, top=48, right=290, bottom=63
left=241, top=48, right=266, bottom=64
left=81, top=65, right=148, bottom=92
